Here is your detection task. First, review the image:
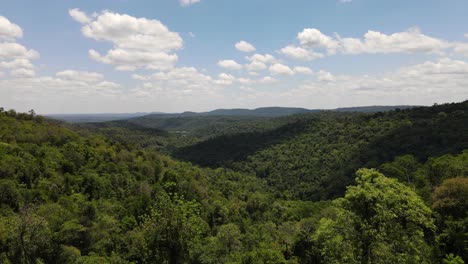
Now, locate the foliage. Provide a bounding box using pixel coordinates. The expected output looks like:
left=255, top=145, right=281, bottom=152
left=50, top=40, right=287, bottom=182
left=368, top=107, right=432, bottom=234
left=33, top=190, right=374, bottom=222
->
left=313, top=169, right=435, bottom=264
left=0, top=102, right=467, bottom=263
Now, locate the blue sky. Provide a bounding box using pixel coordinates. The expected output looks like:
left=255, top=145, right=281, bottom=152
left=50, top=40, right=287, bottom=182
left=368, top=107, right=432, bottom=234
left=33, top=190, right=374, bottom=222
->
left=1, top=0, right=468, bottom=113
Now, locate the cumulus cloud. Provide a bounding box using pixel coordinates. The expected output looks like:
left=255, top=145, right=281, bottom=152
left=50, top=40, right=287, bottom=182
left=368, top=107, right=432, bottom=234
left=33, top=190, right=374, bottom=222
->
left=294, top=27, right=454, bottom=56
left=0, top=16, right=39, bottom=78
left=216, top=73, right=236, bottom=85
left=286, top=58, right=468, bottom=109
left=0, top=69, right=123, bottom=113
left=56, top=70, right=104, bottom=83
left=246, top=61, right=267, bottom=71
left=218, top=59, right=243, bottom=70
left=11, top=68, right=35, bottom=78
left=89, top=49, right=178, bottom=71
left=69, top=8, right=91, bottom=24
left=235, top=40, right=256, bottom=52
left=399, top=58, right=468, bottom=75
left=316, top=70, right=334, bottom=82
left=0, top=58, right=34, bottom=69
left=128, top=67, right=228, bottom=104
left=246, top=53, right=277, bottom=64
left=70, top=9, right=183, bottom=71
left=179, top=0, right=200, bottom=7
left=0, top=42, right=39, bottom=60
left=298, top=28, right=339, bottom=54
left=259, top=76, right=278, bottom=84
left=453, top=42, right=468, bottom=57
left=339, top=28, right=447, bottom=54
left=283, top=27, right=468, bottom=60
left=244, top=53, right=277, bottom=72
left=294, top=66, right=313, bottom=75
left=0, top=16, right=23, bottom=40
left=269, top=63, right=295, bottom=75
left=279, top=45, right=324, bottom=61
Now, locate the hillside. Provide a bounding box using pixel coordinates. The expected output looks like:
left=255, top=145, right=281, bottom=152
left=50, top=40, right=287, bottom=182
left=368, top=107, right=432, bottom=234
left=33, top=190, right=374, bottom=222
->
left=174, top=102, right=468, bottom=200
left=1, top=103, right=467, bottom=263
left=0, top=108, right=334, bottom=263
left=46, top=113, right=152, bottom=123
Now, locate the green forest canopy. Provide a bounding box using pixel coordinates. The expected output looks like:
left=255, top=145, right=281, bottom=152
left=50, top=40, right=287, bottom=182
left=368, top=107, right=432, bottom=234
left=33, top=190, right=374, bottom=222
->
left=0, top=102, right=467, bottom=263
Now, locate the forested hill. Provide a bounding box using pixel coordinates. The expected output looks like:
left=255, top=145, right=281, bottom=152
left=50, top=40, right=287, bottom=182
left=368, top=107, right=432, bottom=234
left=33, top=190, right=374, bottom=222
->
left=0, top=103, right=467, bottom=263
left=0, top=108, right=329, bottom=263
left=175, top=101, right=468, bottom=200
left=48, top=105, right=415, bottom=124
left=46, top=113, right=151, bottom=123
left=124, top=105, right=414, bottom=119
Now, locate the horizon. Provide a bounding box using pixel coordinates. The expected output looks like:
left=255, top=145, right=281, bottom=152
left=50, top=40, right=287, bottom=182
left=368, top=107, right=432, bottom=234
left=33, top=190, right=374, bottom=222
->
left=1, top=1, right=468, bottom=113
left=43, top=103, right=423, bottom=116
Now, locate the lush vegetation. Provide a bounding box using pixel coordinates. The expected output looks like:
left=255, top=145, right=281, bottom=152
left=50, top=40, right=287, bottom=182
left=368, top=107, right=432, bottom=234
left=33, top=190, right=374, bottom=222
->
left=0, top=102, right=467, bottom=263
left=175, top=102, right=468, bottom=200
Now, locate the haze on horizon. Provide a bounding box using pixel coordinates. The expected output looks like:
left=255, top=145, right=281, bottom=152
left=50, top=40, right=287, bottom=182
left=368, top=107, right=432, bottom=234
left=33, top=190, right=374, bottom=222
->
left=1, top=0, right=468, bottom=114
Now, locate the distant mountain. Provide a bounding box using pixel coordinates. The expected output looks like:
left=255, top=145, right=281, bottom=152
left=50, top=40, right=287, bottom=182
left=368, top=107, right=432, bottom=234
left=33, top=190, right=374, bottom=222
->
left=335, top=105, right=416, bottom=113
left=47, top=105, right=417, bottom=123
left=137, top=107, right=317, bottom=119
left=46, top=112, right=156, bottom=123
left=206, top=107, right=319, bottom=117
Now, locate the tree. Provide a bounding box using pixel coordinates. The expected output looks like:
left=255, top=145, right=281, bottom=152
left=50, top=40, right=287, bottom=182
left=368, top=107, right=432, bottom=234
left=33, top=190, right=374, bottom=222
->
left=432, top=177, right=468, bottom=261
left=137, top=193, right=208, bottom=264
left=314, top=169, right=435, bottom=264
left=216, top=223, right=242, bottom=254
left=432, top=177, right=468, bottom=218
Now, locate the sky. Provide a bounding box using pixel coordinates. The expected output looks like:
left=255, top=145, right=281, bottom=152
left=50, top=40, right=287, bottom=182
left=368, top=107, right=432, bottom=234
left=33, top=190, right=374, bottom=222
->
left=1, top=0, right=468, bottom=114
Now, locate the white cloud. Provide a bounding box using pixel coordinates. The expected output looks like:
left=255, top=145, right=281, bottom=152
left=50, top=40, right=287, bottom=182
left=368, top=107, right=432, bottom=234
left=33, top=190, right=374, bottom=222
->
left=56, top=70, right=104, bottom=83
left=0, top=17, right=39, bottom=78
left=453, top=43, right=468, bottom=57
left=89, top=49, right=178, bottom=71
left=71, top=9, right=183, bottom=71
left=0, top=58, right=34, bottom=69
left=339, top=0, right=352, bottom=3
left=68, top=8, right=91, bottom=24
left=259, top=76, right=277, bottom=84
left=246, top=61, right=267, bottom=71
left=0, top=16, right=23, bottom=40
left=235, top=40, right=256, bottom=52
left=0, top=42, right=39, bottom=60
left=269, top=63, right=295, bottom=75
left=0, top=72, right=123, bottom=113
left=216, top=73, right=236, bottom=85
left=298, top=28, right=339, bottom=54
left=129, top=67, right=228, bottom=105
left=286, top=58, right=468, bottom=109
left=11, top=68, right=35, bottom=78
left=279, top=45, right=324, bottom=61
left=339, top=28, right=447, bottom=54
left=316, top=70, right=334, bottom=82
left=246, top=53, right=277, bottom=64
left=131, top=74, right=149, bottom=81
left=464, top=34, right=468, bottom=39
left=151, top=67, right=215, bottom=87
left=179, top=0, right=200, bottom=7
left=399, top=58, right=468, bottom=76
left=218, top=59, right=243, bottom=70
left=294, top=66, right=313, bottom=75
left=3, top=57, right=467, bottom=114
left=293, top=27, right=455, bottom=56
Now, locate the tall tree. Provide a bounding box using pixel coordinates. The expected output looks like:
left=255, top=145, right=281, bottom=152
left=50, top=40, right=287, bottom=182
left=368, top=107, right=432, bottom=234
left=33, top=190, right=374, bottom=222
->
left=314, top=169, right=435, bottom=264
